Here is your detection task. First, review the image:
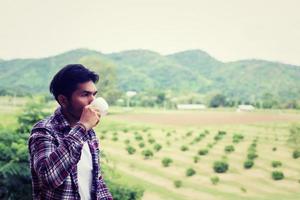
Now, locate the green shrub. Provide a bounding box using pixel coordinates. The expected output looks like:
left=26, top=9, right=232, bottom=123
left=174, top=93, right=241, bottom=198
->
left=247, top=152, right=258, bottom=160
left=142, top=149, right=154, bottom=159
left=135, top=135, right=143, bottom=141
left=126, top=146, right=136, bottom=155
left=272, top=147, right=277, bottom=151
left=244, top=160, right=254, bottom=169
left=153, top=143, right=162, bottom=152
left=210, top=176, right=220, bottom=185
left=213, top=161, right=229, bottom=173
left=112, top=136, right=118, bottom=141
left=272, top=171, right=284, bottom=180
left=224, top=145, right=235, bottom=153
left=271, top=161, right=282, bottom=168
left=198, top=149, right=208, bottom=156
left=139, top=142, right=145, bottom=148
left=186, top=168, right=196, bottom=177
left=232, top=134, right=244, bottom=143
left=105, top=179, right=144, bottom=200
left=293, top=150, right=300, bottom=159
left=161, top=157, right=173, bottom=167
left=124, top=139, right=130, bottom=144
left=148, top=138, right=156, bottom=144
left=180, top=145, right=189, bottom=151
left=173, top=180, right=182, bottom=188
left=193, top=156, right=200, bottom=163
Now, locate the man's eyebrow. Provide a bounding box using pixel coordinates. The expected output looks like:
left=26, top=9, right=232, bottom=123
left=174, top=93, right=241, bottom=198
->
left=81, top=90, right=98, bottom=95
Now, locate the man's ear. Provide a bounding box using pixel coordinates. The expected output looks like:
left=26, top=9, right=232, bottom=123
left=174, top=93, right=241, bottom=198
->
left=57, top=95, right=68, bottom=108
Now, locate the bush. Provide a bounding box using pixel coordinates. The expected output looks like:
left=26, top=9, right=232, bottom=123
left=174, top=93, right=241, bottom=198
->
left=210, top=176, right=220, bottom=185
left=180, top=145, right=189, bottom=151
left=126, top=146, right=136, bottom=155
left=224, top=145, right=235, bottom=153
left=272, top=171, right=284, bottom=180
left=153, top=143, right=162, bottom=152
left=148, top=138, right=156, bottom=144
left=198, top=149, right=209, bottom=156
left=161, top=157, right=173, bottom=167
left=105, top=179, right=144, bottom=200
left=292, top=150, right=300, bottom=159
left=244, top=160, right=254, bottom=169
left=135, top=135, right=143, bottom=141
left=272, top=147, right=277, bottom=151
left=271, top=161, right=282, bottom=168
left=186, top=168, right=196, bottom=177
left=142, top=149, right=154, bottom=159
left=112, top=136, right=118, bottom=141
left=232, top=134, right=244, bottom=143
left=173, top=180, right=182, bottom=188
left=124, top=139, right=130, bottom=144
left=213, top=161, right=229, bottom=173
left=139, top=142, right=145, bottom=148
left=247, top=152, right=258, bottom=160
left=193, top=156, right=200, bottom=163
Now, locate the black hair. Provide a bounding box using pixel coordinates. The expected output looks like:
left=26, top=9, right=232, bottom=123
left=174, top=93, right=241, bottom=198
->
left=50, top=64, right=99, bottom=101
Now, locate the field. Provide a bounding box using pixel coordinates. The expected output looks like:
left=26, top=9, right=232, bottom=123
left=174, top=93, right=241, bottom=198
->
left=98, top=108, right=300, bottom=200
left=1, top=97, right=300, bottom=200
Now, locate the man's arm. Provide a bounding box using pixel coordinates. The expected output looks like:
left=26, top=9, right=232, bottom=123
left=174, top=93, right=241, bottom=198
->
left=29, top=124, right=88, bottom=189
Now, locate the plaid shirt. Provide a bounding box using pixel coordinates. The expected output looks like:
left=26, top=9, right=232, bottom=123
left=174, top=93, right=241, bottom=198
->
left=28, top=107, right=113, bottom=200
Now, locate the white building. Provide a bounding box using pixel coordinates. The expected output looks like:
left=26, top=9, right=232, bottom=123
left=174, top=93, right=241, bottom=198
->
left=237, top=105, right=255, bottom=112
left=177, top=104, right=206, bottom=110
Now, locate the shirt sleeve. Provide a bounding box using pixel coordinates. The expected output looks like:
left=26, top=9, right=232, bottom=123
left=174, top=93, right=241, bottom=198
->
left=28, top=124, right=89, bottom=189
left=98, top=175, right=113, bottom=200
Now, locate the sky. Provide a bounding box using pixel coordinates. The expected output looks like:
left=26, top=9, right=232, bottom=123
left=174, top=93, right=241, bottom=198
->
left=1, top=0, right=300, bottom=65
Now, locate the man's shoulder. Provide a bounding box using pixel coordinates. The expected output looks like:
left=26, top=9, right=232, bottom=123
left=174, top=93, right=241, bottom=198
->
left=31, top=114, right=55, bottom=133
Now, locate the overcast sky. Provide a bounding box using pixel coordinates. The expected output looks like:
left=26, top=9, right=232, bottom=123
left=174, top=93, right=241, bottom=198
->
left=1, top=0, right=300, bottom=65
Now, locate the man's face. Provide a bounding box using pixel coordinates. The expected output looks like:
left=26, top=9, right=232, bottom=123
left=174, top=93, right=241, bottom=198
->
left=66, top=80, right=98, bottom=120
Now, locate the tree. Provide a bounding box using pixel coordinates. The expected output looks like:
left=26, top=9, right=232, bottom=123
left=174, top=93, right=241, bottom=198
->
left=209, top=94, right=226, bottom=108
left=79, top=56, right=122, bottom=105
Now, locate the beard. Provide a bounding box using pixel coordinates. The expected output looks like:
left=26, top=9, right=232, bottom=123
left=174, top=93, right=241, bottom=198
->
left=65, top=103, right=82, bottom=121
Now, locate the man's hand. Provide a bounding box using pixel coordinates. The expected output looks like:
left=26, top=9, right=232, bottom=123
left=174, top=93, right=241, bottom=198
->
left=78, top=105, right=101, bottom=131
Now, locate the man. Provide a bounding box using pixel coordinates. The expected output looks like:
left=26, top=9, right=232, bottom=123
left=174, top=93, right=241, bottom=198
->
left=28, top=64, right=113, bottom=200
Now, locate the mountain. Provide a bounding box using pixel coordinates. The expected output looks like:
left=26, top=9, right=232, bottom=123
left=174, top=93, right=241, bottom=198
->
left=0, top=48, right=299, bottom=102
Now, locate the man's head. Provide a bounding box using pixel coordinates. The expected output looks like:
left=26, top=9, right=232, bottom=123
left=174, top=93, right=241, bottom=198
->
left=50, top=64, right=99, bottom=120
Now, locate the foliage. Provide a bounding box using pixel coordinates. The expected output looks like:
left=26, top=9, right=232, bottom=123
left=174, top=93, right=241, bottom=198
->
left=141, top=149, right=154, bottom=159
left=105, top=179, right=144, bottom=200
left=213, top=161, right=229, bottom=173
left=198, top=149, right=209, bottom=156
left=271, top=161, right=282, bottom=168
left=185, top=168, right=196, bottom=177
left=292, top=150, right=300, bottom=159
left=288, top=124, right=300, bottom=149
left=244, top=160, right=254, bottom=169
left=224, top=145, right=235, bottom=153
left=173, top=180, right=182, bottom=188
left=153, top=143, right=162, bottom=152
left=210, top=176, right=220, bottom=185
left=272, top=171, right=284, bottom=180
left=161, top=157, right=173, bottom=167
left=180, top=145, right=189, bottom=151
left=126, top=146, right=136, bottom=155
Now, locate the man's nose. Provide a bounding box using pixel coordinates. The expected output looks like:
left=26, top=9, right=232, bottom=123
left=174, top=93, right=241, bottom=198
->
left=89, top=95, right=96, bottom=104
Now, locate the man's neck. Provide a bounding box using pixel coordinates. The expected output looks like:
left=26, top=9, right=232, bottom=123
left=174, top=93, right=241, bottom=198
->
left=61, top=108, right=79, bottom=127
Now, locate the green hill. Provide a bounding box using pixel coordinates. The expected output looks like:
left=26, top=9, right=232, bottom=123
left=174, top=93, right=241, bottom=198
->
left=0, top=48, right=299, bottom=103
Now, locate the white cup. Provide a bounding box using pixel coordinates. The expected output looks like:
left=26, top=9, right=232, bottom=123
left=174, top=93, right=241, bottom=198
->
left=90, top=97, right=109, bottom=116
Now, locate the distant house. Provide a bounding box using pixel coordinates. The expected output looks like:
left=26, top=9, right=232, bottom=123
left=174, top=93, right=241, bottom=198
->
left=177, top=104, right=206, bottom=110
left=237, top=105, right=255, bottom=112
